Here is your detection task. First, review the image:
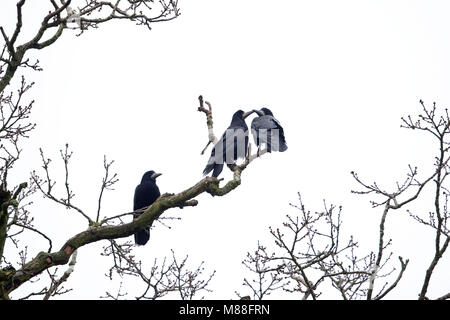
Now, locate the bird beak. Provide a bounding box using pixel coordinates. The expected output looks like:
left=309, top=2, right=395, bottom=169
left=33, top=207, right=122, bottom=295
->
left=254, top=109, right=265, bottom=116
left=242, top=110, right=256, bottom=119
left=150, top=172, right=162, bottom=179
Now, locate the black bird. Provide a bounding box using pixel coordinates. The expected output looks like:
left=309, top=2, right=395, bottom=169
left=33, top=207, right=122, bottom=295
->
left=133, top=170, right=161, bottom=246
left=251, top=108, right=288, bottom=153
left=203, top=110, right=255, bottom=177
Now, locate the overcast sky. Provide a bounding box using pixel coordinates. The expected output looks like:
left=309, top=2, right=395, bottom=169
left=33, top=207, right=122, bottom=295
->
left=2, top=0, right=450, bottom=299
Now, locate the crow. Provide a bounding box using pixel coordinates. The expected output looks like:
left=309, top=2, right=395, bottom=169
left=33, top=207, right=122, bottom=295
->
left=251, top=108, right=288, bottom=153
left=203, top=110, right=255, bottom=177
left=133, top=170, right=161, bottom=246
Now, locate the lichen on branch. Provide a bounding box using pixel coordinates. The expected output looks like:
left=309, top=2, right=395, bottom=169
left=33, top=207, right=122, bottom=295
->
left=0, top=96, right=258, bottom=296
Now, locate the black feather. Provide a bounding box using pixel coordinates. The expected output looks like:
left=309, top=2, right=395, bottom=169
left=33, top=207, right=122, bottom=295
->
left=133, top=170, right=161, bottom=246
left=203, top=110, right=250, bottom=178
left=251, top=108, right=288, bottom=152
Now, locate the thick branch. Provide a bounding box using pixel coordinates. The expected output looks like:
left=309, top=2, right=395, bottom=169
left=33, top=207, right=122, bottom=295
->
left=43, top=250, right=77, bottom=300
left=0, top=0, right=180, bottom=92
left=0, top=176, right=235, bottom=294
left=367, top=199, right=390, bottom=300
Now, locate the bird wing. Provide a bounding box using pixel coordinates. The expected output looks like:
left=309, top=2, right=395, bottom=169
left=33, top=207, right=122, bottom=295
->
left=270, top=116, right=286, bottom=139
left=133, top=184, right=142, bottom=211
left=133, top=183, right=160, bottom=211
left=270, top=117, right=284, bottom=130
left=208, top=127, right=248, bottom=165
left=251, top=115, right=286, bottom=149
left=251, top=116, right=277, bottom=145
left=252, top=115, right=280, bottom=130
left=226, top=127, right=248, bottom=161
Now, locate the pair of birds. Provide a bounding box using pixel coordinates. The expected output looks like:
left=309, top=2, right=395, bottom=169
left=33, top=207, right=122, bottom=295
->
left=133, top=108, right=287, bottom=245
left=203, top=107, right=288, bottom=177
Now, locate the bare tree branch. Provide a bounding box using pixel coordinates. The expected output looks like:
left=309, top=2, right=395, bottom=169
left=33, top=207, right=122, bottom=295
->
left=43, top=250, right=77, bottom=300
left=96, top=156, right=119, bottom=223
left=238, top=242, right=287, bottom=300
left=102, top=240, right=215, bottom=300
left=239, top=193, right=379, bottom=300
left=0, top=96, right=259, bottom=297
left=353, top=100, right=450, bottom=300
left=31, top=146, right=93, bottom=224
left=0, top=0, right=180, bottom=93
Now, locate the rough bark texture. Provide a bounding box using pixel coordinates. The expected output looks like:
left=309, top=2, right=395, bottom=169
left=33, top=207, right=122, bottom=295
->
left=0, top=175, right=243, bottom=295
left=0, top=190, right=12, bottom=261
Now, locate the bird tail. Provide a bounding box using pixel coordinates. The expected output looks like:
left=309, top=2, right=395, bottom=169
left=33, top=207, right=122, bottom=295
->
left=212, top=163, right=224, bottom=178
left=279, top=139, right=288, bottom=152
left=203, top=162, right=215, bottom=176
left=268, top=132, right=287, bottom=152
left=134, top=227, right=150, bottom=246
left=203, top=162, right=224, bottom=178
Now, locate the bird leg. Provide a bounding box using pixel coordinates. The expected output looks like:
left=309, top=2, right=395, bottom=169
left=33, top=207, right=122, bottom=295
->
left=247, top=146, right=268, bottom=164
left=249, top=144, right=267, bottom=159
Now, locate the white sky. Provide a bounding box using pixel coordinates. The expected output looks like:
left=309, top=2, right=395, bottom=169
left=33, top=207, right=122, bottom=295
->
left=2, top=0, right=450, bottom=299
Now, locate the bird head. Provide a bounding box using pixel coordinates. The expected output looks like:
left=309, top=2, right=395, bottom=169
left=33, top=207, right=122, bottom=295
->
left=233, top=109, right=255, bottom=120
left=142, top=170, right=162, bottom=183
left=255, top=107, right=273, bottom=116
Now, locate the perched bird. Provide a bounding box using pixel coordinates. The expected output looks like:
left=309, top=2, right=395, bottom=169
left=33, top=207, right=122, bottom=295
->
left=251, top=108, right=288, bottom=153
left=133, top=170, right=161, bottom=246
left=203, top=110, right=255, bottom=177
